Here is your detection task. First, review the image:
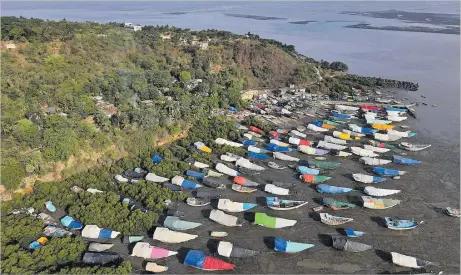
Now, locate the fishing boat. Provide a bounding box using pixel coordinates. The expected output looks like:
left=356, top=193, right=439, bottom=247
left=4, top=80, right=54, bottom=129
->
left=303, top=159, right=341, bottom=169
left=363, top=145, right=390, bottom=153
left=351, top=147, right=379, bottom=157
left=360, top=105, right=381, bottom=111
left=288, top=136, right=312, bottom=146
left=366, top=118, right=393, bottom=124
left=300, top=174, right=332, bottom=184
left=267, top=143, right=295, bottom=152
left=209, top=210, right=244, bottom=227
left=387, top=115, right=408, bottom=122
left=184, top=250, right=234, bottom=271
left=332, top=236, right=373, bottom=252
left=264, top=184, right=290, bottom=195
left=267, top=162, right=287, bottom=169
left=88, top=243, right=114, bottom=252
left=218, top=199, right=257, bottom=213
left=233, top=176, right=260, bottom=187
left=298, top=145, right=330, bottom=156
left=307, top=123, right=329, bottom=132
left=236, top=157, right=266, bottom=171
left=194, top=141, right=212, bottom=153
left=335, top=105, right=359, bottom=111
left=445, top=207, right=460, bottom=217
left=215, top=163, right=240, bottom=176
left=274, top=238, right=314, bottom=253
left=372, top=167, right=406, bottom=176
left=210, top=231, right=228, bottom=238
left=364, top=186, right=401, bottom=197
left=362, top=196, right=400, bottom=209
left=317, top=141, right=347, bottom=151
left=291, top=130, right=307, bottom=138
left=385, top=217, right=423, bottom=230
left=312, top=121, right=336, bottom=129
left=360, top=157, right=392, bottom=166
left=352, top=173, right=387, bottom=184
left=217, top=241, right=259, bottom=258
left=186, top=198, right=210, bottom=207
left=249, top=125, right=264, bottom=134
left=253, top=212, right=297, bottom=228
left=171, top=176, right=202, bottom=189
left=273, top=152, right=300, bottom=162
left=316, top=184, right=353, bottom=194
left=215, top=138, right=243, bottom=147
left=131, top=242, right=178, bottom=259
left=163, top=216, right=201, bottom=231
left=153, top=227, right=198, bottom=243
left=372, top=124, right=394, bottom=131
left=320, top=213, right=353, bottom=225
left=369, top=140, right=396, bottom=149
left=266, top=197, right=308, bottom=210
left=202, top=177, right=226, bottom=189
left=393, top=155, right=421, bottom=165
left=375, top=98, right=392, bottom=103
left=390, top=252, right=431, bottom=269
left=333, top=131, right=358, bottom=140
left=324, top=135, right=347, bottom=145
left=297, top=166, right=320, bottom=175
left=399, top=142, right=431, bottom=151
left=344, top=228, right=365, bottom=238
left=323, top=198, right=356, bottom=210
left=146, top=263, right=168, bottom=273
left=248, top=145, right=270, bottom=154
left=387, top=129, right=416, bottom=138
left=232, top=184, right=257, bottom=193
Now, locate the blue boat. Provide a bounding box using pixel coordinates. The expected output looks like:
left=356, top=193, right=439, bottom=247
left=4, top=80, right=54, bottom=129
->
left=181, top=179, right=202, bottom=189
left=186, top=170, right=205, bottom=180
left=274, top=237, right=314, bottom=253
left=297, top=166, right=320, bottom=175
left=384, top=106, right=407, bottom=112
left=152, top=154, right=163, bottom=164
left=240, top=139, right=257, bottom=146
left=385, top=217, right=422, bottom=230
left=248, top=151, right=269, bottom=160
left=60, top=216, right=84, bottom=229
left=393, top=155, right=421, bottom=165
left=345, top=228, right=365, bottom=238
left=361, top=127, right=378, bottom=134
left=373, top=167, right=405, bottom=177
left=266, top=143, right=294, bottom=152
left=331, top=112, right=351, bottom=119
left=311, top=121, right=323, bottom=127
left=316, top=184, right=353, bottom=194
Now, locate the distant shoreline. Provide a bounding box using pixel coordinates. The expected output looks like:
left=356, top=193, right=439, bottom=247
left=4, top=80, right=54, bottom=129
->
left=345, top=23, right=460, bottom=35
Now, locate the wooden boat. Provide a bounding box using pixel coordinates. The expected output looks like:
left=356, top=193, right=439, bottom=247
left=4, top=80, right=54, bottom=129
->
left=322, top=198, right=356, bottom=210
left=266, top=197, right=308, bottom=210
left=210, top=231, right=228, bottom=238
left=391, top=252, right=431, bottom=269
left=231, top=184, right=257, bottom=193
left=320, top=213, right=353, bottom=225
left=186, top=198, right=210, bottom=207
left=446, top=207, right=460, bottom=217
left=274, top=238, right=314, bottom=253
left=362, top=196, right=400, bottom=209
left=399, top=142, right=431, bottom=151
left=385, top=217, right=423, bottom=230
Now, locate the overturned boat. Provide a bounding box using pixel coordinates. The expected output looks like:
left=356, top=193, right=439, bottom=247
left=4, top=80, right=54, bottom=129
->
left=236, top=157, right=266, bottom=171
left=364, top=186, right=401, bottom=197
left=362, top=196, right=401, bottom=209
left=209, top=210, right=244, bottom=227
left=153, top=227, right=198, bottom=243
left=351, top=147, right=379, bottom=157
left=273, top=152, right=300, bottom=162
left=391, top=252, right=431, bottom=269
left=267, top=162, right=287, bottom=169
left=215, top=163, right=240, bottom=176
left=317, top=141, right=347, bottom=151
left=218, top=199, right=257, bottom=213
left=171, top=176, right=202, bottom=189
left=217, top=241, right=259, bottom=258
left=297, top=166, right=320, bottom=175
left=344, top=228, right=365, bottom=238
left=393, top=155, right=421, bottom=165
left=232, top=184, right=257, bottom=193
left=323, top=198, right=356, bottom=210
left=131, top=242, right=177, bottom=259
left=316, top=184, right=353, bottom=194
left=300, top=174, right=331, bottom=184
left=164, top=216, right=201, bottom=231
left=253, top=212, right=297, bottom=228
left=320, top=213, right=353, bottom=225
left=215, top=137, right=243, bottom=147
left=82, top=225, right=120, bottom=239
left=184, top=250, right=234, bottom=271
left=274, top=237, right=314, bottom=253
left=372, top=167, right=406, bottom=176
left=298, top=145, right=329, bottom=156
left=332, top=236, right=373, bottom=252
left=352, top=173, right=387, bottom=184
left=303, top=159, right=341, bottom=169
left=363, top=144, right=390, bottom=153
left=360, top=157, right=392, bottom=166
left=233, top=176, right=260, bottom=187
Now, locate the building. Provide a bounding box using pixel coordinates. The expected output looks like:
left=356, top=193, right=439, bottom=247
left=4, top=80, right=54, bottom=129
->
left=123, top=22, right=142, bottom=31
left=240, top=89, right=267, bottom=100
left=160, top=33, right=172, bottom=40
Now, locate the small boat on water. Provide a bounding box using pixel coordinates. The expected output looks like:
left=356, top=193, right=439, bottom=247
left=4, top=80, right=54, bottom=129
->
left=266, top=197, right=308, bottom=210
left=372, top=167, right=406, bottom=176
left=253, top=212, right=297, bottom=228
left=316, top=184, right=353, bottom=194
left=360, top=157, right=392, bottom=166
left=344, top=228, right=365, bottom=238
left=186, top=198, right=210, bottom=207
left=320, top=213, right=353, bottom=225
left=352, top=173, right=387, bottom=184
left=232, top=184, right=257, bottom=193
left=210, top=231, right=228, bottom=238
left=399, top=142, right=431, bottom=151
left=184, top=250, right=234, bottom=271
left=332, top=236, right=373, bottom=252
left=391, top=252, right=431, bottom=269
left=274, top=238, right=314, bottom=253
left=362, top=196, right=401, bottom=209
left=385, top=217, right=423, bottom=230
left=323, top=198, right=356, bottom=210
left=446, top=207, right=460, bottom=217
left=300, top=174, right=331, bottom=184
left=393, top=155, right=421, bottom=165
left=217, top=241, right=259, bottom=258
left=364, top=186, right=401, bottom=197
left=267, top=162, right=287, bottom=169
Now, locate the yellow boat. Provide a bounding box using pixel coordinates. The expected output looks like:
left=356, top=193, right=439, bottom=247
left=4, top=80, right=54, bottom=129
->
left=371, top=124, right=394, bottom=131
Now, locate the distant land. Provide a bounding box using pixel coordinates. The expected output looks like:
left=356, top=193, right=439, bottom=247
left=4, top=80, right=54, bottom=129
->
left=164, top=12, right=188, bottom=15
left=346, top=23, right=460, bottom=35
left=342, top=10, right=460, bottom=26
left=224, top=13, right=286, bottom=21
left=289, top=20, right=317, bottom=25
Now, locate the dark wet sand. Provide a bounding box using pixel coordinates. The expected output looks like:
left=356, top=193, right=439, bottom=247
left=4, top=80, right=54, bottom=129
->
left=70, top=93, right=459, bottom=274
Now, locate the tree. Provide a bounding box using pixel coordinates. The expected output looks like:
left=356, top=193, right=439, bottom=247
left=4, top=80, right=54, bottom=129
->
left=179, top=71, right=191, bottom=83
left=11, top=119, right=40, bottom=148
left=329, top=61, right=349, bottom=72
left=1, top=158, right=25, bottom=190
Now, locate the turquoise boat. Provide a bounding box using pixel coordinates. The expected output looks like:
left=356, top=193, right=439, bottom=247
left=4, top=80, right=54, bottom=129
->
left=274, top=237, right=314, bottom=253
left=385, top=217, right=422, bottom=230
left=163, top=216, right=201, bottom=231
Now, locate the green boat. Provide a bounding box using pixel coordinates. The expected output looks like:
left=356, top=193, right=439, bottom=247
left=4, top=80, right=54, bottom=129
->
left=323, top=198, right=356, bottom=210
left=323, top=120, right=340, bottom=127
left=253, top=212, right=297, bottom=228
left=305, top=160, right=341, bottom=170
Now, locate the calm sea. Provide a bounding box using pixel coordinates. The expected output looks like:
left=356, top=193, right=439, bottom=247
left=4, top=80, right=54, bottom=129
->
left=2, top=1, right=460, bottom=141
